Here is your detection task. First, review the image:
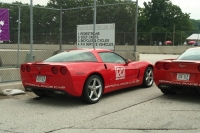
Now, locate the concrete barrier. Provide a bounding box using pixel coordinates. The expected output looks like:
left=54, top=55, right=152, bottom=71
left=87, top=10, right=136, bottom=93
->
left=0, top=50, right=55, bottom=66
left=153, top=46, right=191, bottom=54
left=116, top=51, right=140, bottom=61
left=0, top=44, right=77, bottom=50
left=137, top=46, right=155, bottom=54
left=0, top=68, right=20, bottom=82
left=0, top=44, right=193, bottom=52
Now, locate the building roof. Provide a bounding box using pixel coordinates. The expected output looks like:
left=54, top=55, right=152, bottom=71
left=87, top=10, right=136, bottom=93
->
left=186, top=33, right=200, bottom=41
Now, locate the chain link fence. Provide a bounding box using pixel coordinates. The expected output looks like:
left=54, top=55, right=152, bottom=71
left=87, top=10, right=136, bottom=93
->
left=0, top=0, right=138, bottom=83
left=138, top=31, right=195, bottom=46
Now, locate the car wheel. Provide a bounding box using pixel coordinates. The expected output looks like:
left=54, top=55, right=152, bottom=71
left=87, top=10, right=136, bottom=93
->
left=33, top=90, right=46, bottom=97
left=81, top=75, right=103, bottom=104
left=142, top=66, right=153, bottom=88
left=160, top=88, right=176, bottom=95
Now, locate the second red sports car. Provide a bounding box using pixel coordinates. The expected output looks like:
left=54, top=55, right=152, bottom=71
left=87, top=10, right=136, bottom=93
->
left=154, top=47, right=200, bottom=94
left=20, top=49, right=153, bottom=104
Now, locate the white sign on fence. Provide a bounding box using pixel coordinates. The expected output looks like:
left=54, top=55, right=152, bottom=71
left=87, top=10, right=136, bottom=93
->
left=77, top=23, right=115, bottom=50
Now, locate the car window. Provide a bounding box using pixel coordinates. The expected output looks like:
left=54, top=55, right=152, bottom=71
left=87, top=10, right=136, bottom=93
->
left=98, top=52, right=125, bottom=63
left=178, top=49, right=200, bottom=60
left=44, top=51, right=97, bottom=62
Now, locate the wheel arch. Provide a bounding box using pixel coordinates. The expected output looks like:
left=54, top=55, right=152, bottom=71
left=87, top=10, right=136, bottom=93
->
left=142, top=64, right=154, bottom=75
left=141, top=65, right=154, bottom=88
left=146, top=64, right=153, bottom=69
left=81, top=72, right=105, bottom=95
left=137, top=64, right=154, bottom=81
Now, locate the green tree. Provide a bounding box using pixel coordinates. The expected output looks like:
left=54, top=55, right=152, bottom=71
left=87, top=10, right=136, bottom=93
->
left=190, top=19, right=200, bottom=32
left=138, top=0, right=193, bottom=45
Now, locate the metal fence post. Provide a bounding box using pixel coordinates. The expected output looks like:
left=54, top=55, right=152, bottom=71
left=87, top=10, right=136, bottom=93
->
left=134, top=0, right=138, bottom=52
left=198, top=27, right=200, bottom=41
left=30, top=0, right=33, bottom=61
left=60, top=7, right=62, bottom=50
left=92, top=0, right=96, bottom=49
left=124, top=32, right=125, bottom=45
left=173, top=24, right=175, bottom=46
left=17, top=6, right=21, bottom=67
left=180, top=31, right=182, bottom=45
left=150, top=32, right=152, bottom=46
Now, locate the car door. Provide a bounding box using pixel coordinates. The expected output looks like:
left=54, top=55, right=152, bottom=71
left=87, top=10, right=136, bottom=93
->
left=98, top=52, right=136, bottom=92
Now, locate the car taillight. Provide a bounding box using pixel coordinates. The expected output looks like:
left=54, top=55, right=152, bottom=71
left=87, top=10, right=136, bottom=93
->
left=163, top=63, right=170, bottom=70
left=198, top=65, right=200, bottom=72
left=60, top=67, right=67, bottom=75
left=26, top=65, right=31, bottom=72
left=155, top=62, right=162, bottom=70
left=52, top=66, right=58, bottom=74
left=21, top=65, right=25, bottom=72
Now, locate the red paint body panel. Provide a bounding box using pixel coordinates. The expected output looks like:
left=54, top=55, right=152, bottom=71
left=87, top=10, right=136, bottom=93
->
left=20, top=49, right=152, bottom=97
left=154, top=60, right=200, bottom=87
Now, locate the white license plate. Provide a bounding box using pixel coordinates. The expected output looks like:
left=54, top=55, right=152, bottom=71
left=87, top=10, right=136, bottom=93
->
left=177, top=73, right=190, bottom=80
left=36, top=75, right=46, bottom=83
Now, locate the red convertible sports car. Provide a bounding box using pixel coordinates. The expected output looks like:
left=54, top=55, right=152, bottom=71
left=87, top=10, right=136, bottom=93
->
left=20, top=49, right=153, bottom=104
left=154, top=47, right=200, bottom=94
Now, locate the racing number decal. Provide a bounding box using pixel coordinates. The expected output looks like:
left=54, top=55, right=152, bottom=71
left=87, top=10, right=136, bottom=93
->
left=115, top=66, right=125, bottom=80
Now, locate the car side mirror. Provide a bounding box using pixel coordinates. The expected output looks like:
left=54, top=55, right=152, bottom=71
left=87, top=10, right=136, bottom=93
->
left=125, top=59, right=131, bottom=64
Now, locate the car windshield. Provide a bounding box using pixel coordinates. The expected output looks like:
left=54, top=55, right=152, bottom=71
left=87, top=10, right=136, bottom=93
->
left=44, top=51, right=97, bottom=62
left=177, top=49, right=200, bottom=60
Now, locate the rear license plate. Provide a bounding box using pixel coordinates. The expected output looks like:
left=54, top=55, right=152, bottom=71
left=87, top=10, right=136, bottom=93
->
left=177, top=73, right=190, bottom=80
left=36, top=75, right=46, bottom=83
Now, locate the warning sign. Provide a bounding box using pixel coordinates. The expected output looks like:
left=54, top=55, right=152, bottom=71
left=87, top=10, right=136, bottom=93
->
left=77, top=23, right=115, bottom=50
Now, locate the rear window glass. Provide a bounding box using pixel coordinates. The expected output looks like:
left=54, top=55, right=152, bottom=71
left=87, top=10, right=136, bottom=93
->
left=178, top=49, right=200, bottom=60
left=44, top=51, right=97, bottom=62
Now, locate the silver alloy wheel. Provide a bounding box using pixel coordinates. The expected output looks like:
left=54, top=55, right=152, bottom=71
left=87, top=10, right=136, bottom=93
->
left=81, top=75, right=103, bottom=104
left=87, top=77, right=103, bottom=101
left=145, top=68, right=153, bottom=86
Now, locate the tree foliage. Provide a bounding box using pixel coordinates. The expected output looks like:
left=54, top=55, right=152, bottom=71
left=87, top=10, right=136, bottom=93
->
left=138, top=0, right=194, bottom=45
left=190, top=19, right=200, bottom=32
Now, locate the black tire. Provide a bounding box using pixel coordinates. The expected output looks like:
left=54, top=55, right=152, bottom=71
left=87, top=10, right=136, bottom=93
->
left=81, top=75, right=103, bottom=104
left=142, top=66, right=154, bottom=88
left=160, top=88, right=176, bottom=95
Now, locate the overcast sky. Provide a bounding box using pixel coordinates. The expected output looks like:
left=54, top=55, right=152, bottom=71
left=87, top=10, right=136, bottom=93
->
left=3, top=0, right=200, bottom=20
